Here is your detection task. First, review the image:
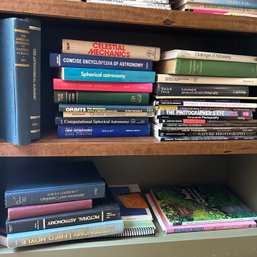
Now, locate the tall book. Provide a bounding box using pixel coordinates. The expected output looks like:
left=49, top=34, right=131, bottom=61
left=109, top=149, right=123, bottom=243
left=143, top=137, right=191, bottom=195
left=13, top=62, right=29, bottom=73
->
left=156, top=59, right=257, bottom=77
left=110, top=184, right=156, bottom=237
left=29, top=19, right=41, bottom=141
left=62, top=39, right=161, bottom=61
left=5, top=159, right=105, bottom=208
left=0, top=18, right=31, bottom=145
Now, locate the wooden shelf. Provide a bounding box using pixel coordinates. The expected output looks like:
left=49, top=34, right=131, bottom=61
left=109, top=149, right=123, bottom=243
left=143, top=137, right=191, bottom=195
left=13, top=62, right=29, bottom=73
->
left=1, top=0, right=257, bottom=34
left=1, top=133, right=257, bottom=156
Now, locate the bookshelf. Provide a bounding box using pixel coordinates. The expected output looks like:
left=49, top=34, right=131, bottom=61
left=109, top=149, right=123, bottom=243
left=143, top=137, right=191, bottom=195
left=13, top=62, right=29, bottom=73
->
left=1, top=0, right=257, bottom=256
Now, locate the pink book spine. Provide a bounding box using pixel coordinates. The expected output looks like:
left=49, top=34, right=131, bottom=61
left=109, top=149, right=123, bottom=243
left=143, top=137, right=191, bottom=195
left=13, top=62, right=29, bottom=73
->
left=148, top=193, right=256, bottom=234
left=191, top=9, right=229, bottom=15
left=53, top=78, right=153, bottom=92
left=7, top=199, right=92, bottom=221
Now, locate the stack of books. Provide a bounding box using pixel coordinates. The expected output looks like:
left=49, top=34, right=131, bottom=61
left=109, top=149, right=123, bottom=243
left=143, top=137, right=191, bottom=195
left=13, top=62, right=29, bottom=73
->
left=50, top=39, right=160, bottom=138
left=146, top=185, right=257, bottom=234
left=151, top=49, right=257, bottom=141
left=67, top=0, right=172, bottom=10
left=172, top=0, right=257, bottom=17
left=110, top=184, right=156, bottom=237
left=0, top=159, right=124, bottom=248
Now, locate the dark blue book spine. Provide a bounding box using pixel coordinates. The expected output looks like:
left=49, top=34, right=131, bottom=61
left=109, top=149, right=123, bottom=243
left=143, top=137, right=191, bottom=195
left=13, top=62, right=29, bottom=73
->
left=59, top=104, right=155, bottom=113
left=5, top=182, right=106, bottom=208
left=55, top=116, right=149, bottom=125
left=61, top=67, right=156, bottom=82
left=49, top=53, right=153, bottom=70
left=6, top=204, right=120, bottom=233
left=57, top=124, right=150, bottom=138
left=29, top=19, right=41, bottom=141
left=0, top=18, right=32, bottom=145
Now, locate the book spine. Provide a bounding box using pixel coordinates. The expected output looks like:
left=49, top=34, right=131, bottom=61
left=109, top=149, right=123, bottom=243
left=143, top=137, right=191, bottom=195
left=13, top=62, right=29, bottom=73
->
left=62, top=39, right=160, bottom=61
left=156, top=135, right=257, bottom=141
left=7, top=219, right=124, bottom=248
left=174, top=59, right=257, bottom=77
left=0, top=18, right=32, bottom=145
left=59, top=104, right=155, bottom=113
left=153, top=84, right=249, bottom=96
left=54, top=91, right=150, bottom=105
left=183, top=101, right=257, bottom=108
left=174, top=0, right=257, bottom=8
left=5, top=182, right=105, bottom=208
left=55, top=116, right=149, bottom=125
left=155, top=74, right=257, bottom=85
left=8, top=199, right=93, bottom=221
left=61, top=67, right=156, bottom=83
left=57, top=124, right=150, bottom=138
left=53, top=79, right=153, bottom=92
left=62, top=112, right=154, bottom=118
left=156, top=109, right=253, bottom=118
left=161, top=50, right=257, bottom=63
left=49, top=53, right=153, bottom=70
left=7, top=206, right=120, bottom=233
left=29, top=19, right=41, bottom=141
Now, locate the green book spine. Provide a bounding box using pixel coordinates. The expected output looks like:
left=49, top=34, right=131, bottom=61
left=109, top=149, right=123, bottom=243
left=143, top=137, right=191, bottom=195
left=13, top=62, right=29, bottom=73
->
left=54, top=91, right=150, bottom=105
left=176, top=59, right=257, bottom=77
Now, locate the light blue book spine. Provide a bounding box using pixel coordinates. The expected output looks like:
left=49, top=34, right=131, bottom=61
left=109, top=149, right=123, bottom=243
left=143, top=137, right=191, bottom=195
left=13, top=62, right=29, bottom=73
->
left=7, top=219, right=124, bottom=248
left=61, top=67, right=156, bottom=82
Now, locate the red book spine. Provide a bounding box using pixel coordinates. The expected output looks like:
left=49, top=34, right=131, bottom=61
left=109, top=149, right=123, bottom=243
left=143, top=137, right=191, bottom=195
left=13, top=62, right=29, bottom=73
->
left=7, top=199, right=92, bottom=220
left=53, top=78, right=153, bottom=92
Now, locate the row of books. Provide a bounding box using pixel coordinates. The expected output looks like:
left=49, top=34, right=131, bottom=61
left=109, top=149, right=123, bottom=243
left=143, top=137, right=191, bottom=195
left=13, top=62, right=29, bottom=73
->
left=172, top=0, right=257, bottom=17
left=0, top=159, right=156, bottom=248
left=151, top=49, right=257, bottom=141
left=51, top=39, right=159, bottom=138
left=1, top=159, right=257, bottom=248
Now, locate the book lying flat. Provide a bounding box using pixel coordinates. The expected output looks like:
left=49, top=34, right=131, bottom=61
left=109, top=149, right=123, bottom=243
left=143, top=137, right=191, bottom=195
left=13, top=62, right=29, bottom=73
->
left=109, top=184, right=156, bottom=237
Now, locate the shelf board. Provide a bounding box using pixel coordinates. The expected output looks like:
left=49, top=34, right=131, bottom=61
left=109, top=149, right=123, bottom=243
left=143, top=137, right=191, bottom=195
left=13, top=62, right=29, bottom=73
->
left=1, top=228, right=257, bottom=257
left=1, top=0, right=257, bottom=33
left=1, top=133, right=257, bottom=156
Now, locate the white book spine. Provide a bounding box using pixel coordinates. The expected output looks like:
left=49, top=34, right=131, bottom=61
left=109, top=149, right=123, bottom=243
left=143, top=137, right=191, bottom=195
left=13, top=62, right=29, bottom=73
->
left=161, top=49, right=257, bottom=63
left=183, top=101, right=257, bottom=108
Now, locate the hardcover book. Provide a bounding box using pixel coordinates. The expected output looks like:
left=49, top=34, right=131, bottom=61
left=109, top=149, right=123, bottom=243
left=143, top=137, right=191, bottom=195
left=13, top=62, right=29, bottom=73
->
left=62, top=39, right=161, bottom=61
left=0, top=18, right=38, bottom=145
left=160, top=49, right=257, bottom=63
left=1, top=219, right=124, bottom=248
left=57, top=124, right=151, bottom=138
left=50, top=53, right=153, bottom=70
left=156, top=59, right=257, bottom=78
left=54, top=91, right=150, bottom=105
left=6, top=186, right=120, bottom=233
left=146, top=193, right=256, bottom=234
left=60, top=67, right=156, bottom=83
left=53, top=78, right=153, bottom=92
left=5, top=159, right=105, bottom=208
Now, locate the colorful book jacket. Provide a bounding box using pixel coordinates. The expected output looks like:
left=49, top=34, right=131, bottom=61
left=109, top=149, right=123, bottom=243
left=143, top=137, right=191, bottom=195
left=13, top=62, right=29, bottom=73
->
left=60, top=67, right=156, bottom=82
left=7, top=199, right=93, bottom=221
left=54, top=91, right=150, bottom=105
left=109, top=184, right=156, bottom=237
left=150, top=186, right=257, bottom=226
left=57, top=124, right=151, bottom=138
left=5, top=160, right=105, bottom=208
left=1, top=219, right=124, bottom=248
left=53, top=78, right=153, bottom=92
left=55, top=114, right=150, bottom=126
left=0, top=18, right=31, bottom=145
left=50, top=53, right=153, bottom=70
left=146, top=193, right=256, bottom=234
left=29, top=19, right=41, bottom=141
left=6, top=187, right=120, bottom=233
left=160, top=49, right=257, bottom=63
left=62, top=39, right=161, bottom=61
left=173, top=0, right=257, bottom=9
left=153, top=84, right=249, bottom=97
left=157, top=59, right=257, bottom=78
